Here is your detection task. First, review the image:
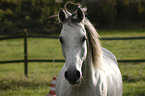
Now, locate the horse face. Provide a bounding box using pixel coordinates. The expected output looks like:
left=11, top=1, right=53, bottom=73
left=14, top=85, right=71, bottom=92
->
left=58, top=8, right=87, bottom=84
left=59, top=23, right=87, bottom=84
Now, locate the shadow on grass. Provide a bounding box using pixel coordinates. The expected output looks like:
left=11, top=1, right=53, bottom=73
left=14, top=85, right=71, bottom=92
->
left=0, top=78, right=50, bottom=90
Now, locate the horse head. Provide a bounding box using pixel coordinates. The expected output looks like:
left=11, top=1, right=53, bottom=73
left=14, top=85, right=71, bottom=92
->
left=58, top=7, right=87, bottom=84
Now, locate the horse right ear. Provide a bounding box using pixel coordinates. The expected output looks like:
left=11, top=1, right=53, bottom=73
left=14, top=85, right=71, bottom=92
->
left=76, top=7, right=85, bottom=22
left=59, top=8, right=67, bottom=23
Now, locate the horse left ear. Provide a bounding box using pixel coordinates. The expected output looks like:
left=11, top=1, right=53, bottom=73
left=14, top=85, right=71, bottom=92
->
left=77, top=7, right=84, bottom=22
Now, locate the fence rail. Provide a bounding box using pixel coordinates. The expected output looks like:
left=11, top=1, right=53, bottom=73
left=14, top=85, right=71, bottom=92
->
left=1, top=35, right=145, bottom=40
left=0, top=59, right=145, bottom=64
left=0, top=59, right=65, bottom=64
left=0, top=34, right=145, bottom=76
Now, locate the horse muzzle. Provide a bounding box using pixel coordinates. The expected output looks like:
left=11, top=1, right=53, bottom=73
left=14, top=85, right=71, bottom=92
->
left=64, top=70, right=81, bottom=84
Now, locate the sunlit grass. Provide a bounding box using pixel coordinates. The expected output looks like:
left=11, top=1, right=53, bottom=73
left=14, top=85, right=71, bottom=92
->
left=101, top=40, right=145, bottom=60
left=0, top=62, right=63, bottom=96
left=0, top=29, right=145, bottom=96
left=0, top=62, right=144, bottom=96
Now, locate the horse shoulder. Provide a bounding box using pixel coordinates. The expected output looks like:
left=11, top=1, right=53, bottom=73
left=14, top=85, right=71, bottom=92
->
left=101, top=47, right=123, bottom=96
left=101, top=47, right=121, bottom=76
left=101, top=47, right=118, bottom=65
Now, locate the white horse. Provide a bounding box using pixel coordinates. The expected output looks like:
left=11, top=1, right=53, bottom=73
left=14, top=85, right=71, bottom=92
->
left=56, top=5, right=123, bottom=96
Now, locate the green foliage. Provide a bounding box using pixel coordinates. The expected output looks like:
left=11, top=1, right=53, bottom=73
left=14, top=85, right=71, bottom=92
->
left=86, top=0, right=145, bottom=29
left=0, top=0, right=61, bottom=35
left=0, top=0, right=145, bottom=34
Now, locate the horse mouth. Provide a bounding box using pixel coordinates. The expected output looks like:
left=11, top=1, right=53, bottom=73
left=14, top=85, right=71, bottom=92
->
left=69, top=80, right=80, bottom=85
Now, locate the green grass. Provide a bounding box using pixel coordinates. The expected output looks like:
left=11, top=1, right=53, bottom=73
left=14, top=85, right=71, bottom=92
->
left=0, top=38, right=64, bottom=61
left=0, top=63, right=144, bottom=96
left=102, top=40, right=145, bottom=60
left=119, top=63, right=145, bottom=82
left=0, top=29, right=145, bottom=96
left=0, top=62, right=64, bottom=96
left=98, top=29, right=145, bottom=37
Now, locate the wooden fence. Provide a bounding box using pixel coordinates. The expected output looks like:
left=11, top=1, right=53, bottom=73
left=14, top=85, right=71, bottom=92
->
left=0, top=31, right=145, bottom=76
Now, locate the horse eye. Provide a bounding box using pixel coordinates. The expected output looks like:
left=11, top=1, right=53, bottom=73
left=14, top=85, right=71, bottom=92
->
left=59, top=36, right=63, bottom=43
left=82, top=36, right=87, bottom=42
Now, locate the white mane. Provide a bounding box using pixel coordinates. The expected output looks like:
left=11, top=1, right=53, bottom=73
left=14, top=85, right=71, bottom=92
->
left=83, top=18, right=102, bottom=69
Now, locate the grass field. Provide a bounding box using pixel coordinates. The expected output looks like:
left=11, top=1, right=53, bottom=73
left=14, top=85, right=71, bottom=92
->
left=0, top=29, right=145, bottom=96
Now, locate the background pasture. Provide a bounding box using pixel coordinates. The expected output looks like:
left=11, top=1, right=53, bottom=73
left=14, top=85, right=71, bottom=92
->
left=0, top=29, right=145, bottom=96
left=1, top=0, right=145, bottom=96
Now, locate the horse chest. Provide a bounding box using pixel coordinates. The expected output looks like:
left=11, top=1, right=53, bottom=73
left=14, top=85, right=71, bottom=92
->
left=60, top=84, right=102, bottom=96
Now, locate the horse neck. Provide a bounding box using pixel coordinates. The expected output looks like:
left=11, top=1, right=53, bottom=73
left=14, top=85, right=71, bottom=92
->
left=82, top=42, right=95, bottom=83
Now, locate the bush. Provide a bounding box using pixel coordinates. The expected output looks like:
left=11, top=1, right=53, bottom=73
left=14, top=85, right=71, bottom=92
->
left=85, top=0, right=145, bottom=29
left=0, top=0, right=145, bottom=35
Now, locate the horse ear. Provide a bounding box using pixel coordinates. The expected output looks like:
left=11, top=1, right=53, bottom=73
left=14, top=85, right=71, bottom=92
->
left=77, top=7, right=84, bottom=22
left=59, top=8, right=67, bottom=23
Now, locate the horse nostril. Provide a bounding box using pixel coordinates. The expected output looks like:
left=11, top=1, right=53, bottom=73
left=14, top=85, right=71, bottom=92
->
left=76, top=70, right=81, bottom=79
left=65, top=71, right=69, bottom=80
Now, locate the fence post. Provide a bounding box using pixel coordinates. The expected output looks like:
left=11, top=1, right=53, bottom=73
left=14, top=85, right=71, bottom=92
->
left=24, top=29, right=28, bottom=77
